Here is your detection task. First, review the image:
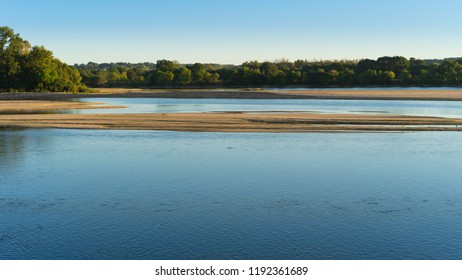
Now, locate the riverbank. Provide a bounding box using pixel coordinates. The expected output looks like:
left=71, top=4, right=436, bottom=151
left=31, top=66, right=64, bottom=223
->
left=2, top=88, right=462, bottom=101
left=0, top=100, right=125, bottom=114
left=2, top=111, right=462, bottom=132
left=1, top=98, right=462, bottom=132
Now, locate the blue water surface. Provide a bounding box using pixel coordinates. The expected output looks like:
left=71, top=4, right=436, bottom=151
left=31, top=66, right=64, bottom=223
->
left=71, top=98, right=462, bottom=118
left=1, top=129, right=462, bottom=259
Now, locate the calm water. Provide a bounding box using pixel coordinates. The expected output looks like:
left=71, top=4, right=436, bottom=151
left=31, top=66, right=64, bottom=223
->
left=1, top=129, right=462, bottom=259
left=73, top=98, right=462, bottom=118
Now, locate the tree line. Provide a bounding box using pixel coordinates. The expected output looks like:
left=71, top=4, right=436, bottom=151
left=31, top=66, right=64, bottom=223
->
left=0, top=26, right=87, bottom=92
left=3, top=25, right=462, bottom=92
left=75, top=57, right=462, bottom=88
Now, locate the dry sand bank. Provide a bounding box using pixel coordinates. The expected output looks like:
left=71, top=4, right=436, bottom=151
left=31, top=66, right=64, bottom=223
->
left=2, top=112, right=462, bottom=132
left=268, top=89, right=462, bottom=100
left=0, top=100, right=125, bottom=113
left=1, top=99, right=462, bottom=132
left=2, top=88, right=462, bottom=100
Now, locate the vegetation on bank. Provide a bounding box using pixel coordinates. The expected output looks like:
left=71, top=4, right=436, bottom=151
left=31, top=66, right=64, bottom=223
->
left=2, top=25, right=462, bottom=92
left=75, top=57, right=462, bottom=88
left=0, top=26, right=88, bottom=92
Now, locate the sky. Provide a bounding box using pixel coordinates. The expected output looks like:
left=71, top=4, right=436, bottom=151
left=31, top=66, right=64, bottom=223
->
left=2, top=0, right=462, bottom=64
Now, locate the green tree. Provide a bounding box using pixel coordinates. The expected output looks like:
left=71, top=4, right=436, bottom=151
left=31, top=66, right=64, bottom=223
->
left=303, top=69, right=330, bottom=86
left=126, top=68, right=145, bottom=85
left=23, top=46, right=58, bottom=90
left=191, top=63, right=211, bottom=85
left=377, top=56, right=409, bottom=76
left=96, top=71, right=109, bottom=86
left=409, top=58, right=426, bottom=77
left=23, top=46, right=84, bottom=91
left=358, top=69, right=378, bottom=85
left=0, top=26, right=31, bottom=90
left=398, top=70, right=412, bottom=85
left=377, top=70, right=395, bottom=85
left=260, top=62, right=282, bottom=85
left=151, top=70, right=174, bottom=86
left=174, top=67, right=192, bottom=85
left=286, top=70, right=301, bottom=84
left=1, top=26, right=86, bottom=92
left=71, top=55, right=462, bottom=88
left=156, top=60, right=179, bottom=72
left=355, top=59, right=377, bottom=74
left=328, top=69, right=339, bottom=84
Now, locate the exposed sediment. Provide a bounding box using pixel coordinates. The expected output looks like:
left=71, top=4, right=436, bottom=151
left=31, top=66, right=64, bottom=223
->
left=2, top=88, right=462, bottom=101
left=1, top=111, right=462, bottom=132
left=0, top=100, right=125, bottom=113
left=1, top=97, right=462, bottom=132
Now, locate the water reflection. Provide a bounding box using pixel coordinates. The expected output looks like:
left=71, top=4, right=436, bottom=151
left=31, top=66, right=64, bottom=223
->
left=69, top=98, right=462, bottom=118
left=0, top=129, right=55, bottom=174
left=0, top=130, right=27, bottom=172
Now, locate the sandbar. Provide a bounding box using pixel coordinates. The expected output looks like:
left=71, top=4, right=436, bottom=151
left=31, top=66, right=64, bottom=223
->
left=1, top=99, right=462, bottom=132
left=1, top=111, right=462, bottom=132
left=0, top=100, right=125, bottom=114
left=2, top=88, right=462, bottom=101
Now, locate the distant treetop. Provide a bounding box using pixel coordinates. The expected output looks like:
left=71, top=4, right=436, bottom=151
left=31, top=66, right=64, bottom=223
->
left=74, top=56, right=462, bottom=88
left=2, top=25, right=462, bottom=91
left=0, top=26, right=87, bottom=92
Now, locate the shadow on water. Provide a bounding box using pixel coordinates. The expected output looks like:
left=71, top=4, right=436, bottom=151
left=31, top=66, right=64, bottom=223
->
left=0, top=129, right=55, bottom=173
left=0, top=130, right=27, bottom=171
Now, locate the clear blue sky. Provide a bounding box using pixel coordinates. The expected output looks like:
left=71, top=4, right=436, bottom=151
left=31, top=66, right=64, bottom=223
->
left=2, top=0, right=462, bottom=64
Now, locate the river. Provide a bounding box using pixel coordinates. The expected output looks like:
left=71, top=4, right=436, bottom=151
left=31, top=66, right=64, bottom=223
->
left=70, top=98, right=462, bottom=118
left=1, top=128, right=462, bottom=259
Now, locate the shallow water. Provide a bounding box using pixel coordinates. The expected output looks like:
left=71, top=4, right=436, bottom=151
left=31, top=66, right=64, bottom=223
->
left=1, top=129, right=462, bottom=259
left=72, top=98, right=462, bottom=118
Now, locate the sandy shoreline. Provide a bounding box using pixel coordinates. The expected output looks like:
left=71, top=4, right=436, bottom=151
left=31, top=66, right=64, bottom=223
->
left=2, top=88, right=462, bottom=101
left=2, top=111, right=462, bottom=132
left=268, top=89, right=462, bottom=100
left=1, top=99, right=462, bottom=132
left=0, top=100, right=125, bottom=114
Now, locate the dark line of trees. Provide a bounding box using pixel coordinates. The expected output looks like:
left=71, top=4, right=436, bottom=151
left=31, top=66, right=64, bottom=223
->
left=3, top=25, right=462, bottom=92
left=75, top=57, right=462, bottom=88
left=0, top=26, right=88, bottom=92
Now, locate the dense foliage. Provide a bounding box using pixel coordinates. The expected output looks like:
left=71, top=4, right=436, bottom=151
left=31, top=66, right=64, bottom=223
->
left=2, top=26, right=462, bottom=91
left=0, top=26, right=87, bottom=92
left=74, top=56, right=462, bottom=88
